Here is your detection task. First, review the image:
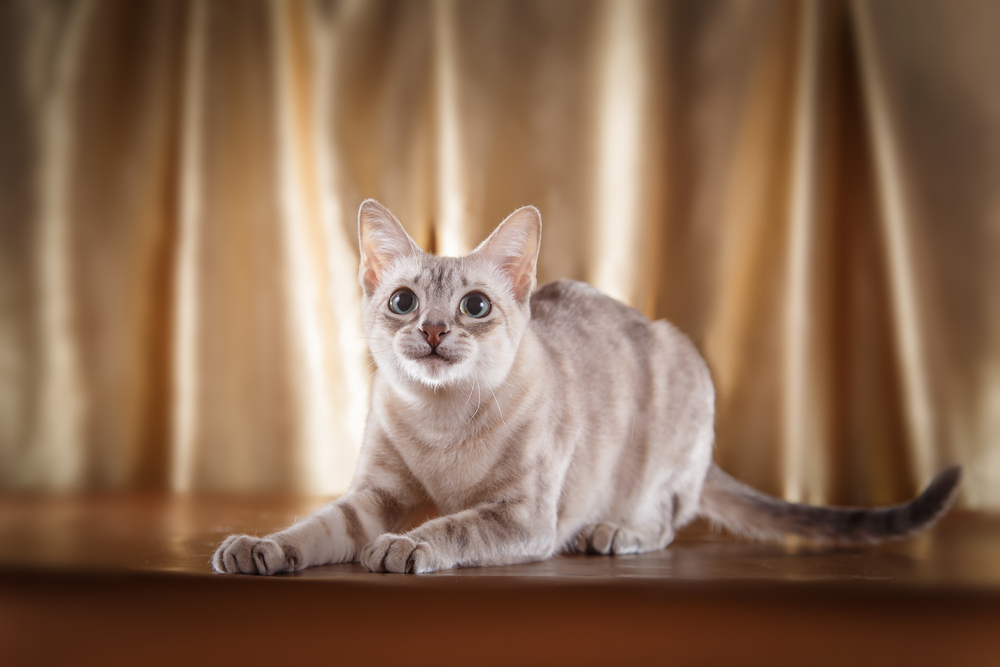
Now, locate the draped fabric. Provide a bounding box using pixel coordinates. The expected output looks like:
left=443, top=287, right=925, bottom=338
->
left=1, top=0, right=998, bottom=506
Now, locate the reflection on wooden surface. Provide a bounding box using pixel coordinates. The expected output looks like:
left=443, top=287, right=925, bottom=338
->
left=2, top=494, right=1000, bottom=587
left=1, top=495, right=999, bottom=665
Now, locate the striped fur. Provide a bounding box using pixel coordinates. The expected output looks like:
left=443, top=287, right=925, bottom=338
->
left=212, top=200, right=961, bottom=575
left=700, top=464, right=962, bottom=544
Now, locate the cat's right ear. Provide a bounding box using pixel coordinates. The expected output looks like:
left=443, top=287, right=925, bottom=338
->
left=473, top=206, right=542, bottom=301
left=358, top=199, right=420, bottom=293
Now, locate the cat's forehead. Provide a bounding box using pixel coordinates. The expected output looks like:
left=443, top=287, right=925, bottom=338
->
left=411, top=257, right=466, bottom=291
left=392, top=255, right=496, bottom=297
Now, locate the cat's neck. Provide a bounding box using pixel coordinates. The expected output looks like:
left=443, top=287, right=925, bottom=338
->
left=376, top=368, right=518, bottom=432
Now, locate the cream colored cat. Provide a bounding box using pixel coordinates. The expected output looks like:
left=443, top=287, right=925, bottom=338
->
left=212, top=200, right=961, bottom=575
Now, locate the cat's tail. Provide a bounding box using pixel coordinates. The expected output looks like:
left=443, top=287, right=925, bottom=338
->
left=697, top=463, right=962, bottom=544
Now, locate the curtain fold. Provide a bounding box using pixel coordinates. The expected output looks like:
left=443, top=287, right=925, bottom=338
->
left=1, top=0, right=997, bottom=506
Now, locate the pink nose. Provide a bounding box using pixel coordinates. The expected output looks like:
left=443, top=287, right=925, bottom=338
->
left=421, top=323, right=449, bottom=348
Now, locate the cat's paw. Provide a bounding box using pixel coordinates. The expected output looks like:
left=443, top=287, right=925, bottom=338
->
left=212, top=534, right=299, bottom=575
left=574, top=523, right=641, bottom=555
left=360, top=534, right=440, bottom=574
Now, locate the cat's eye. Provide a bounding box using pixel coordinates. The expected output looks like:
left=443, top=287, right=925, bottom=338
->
left=389, top=289, right=418, bottom=315
left=460, top=292, right=491, bottom=318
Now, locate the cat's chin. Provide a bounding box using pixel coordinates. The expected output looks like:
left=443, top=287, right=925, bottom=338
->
left=417, top=354, right=453, bottom=372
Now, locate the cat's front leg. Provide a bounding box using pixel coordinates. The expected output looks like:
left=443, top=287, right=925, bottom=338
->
left=214, top=423, right=425, bottom=575
left=212, top=484, right=413, bottom=575
left=361, top=501, right=556, bottom=574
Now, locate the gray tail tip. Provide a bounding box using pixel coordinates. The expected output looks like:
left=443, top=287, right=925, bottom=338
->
left=935, top=464, right=963, bottom=494
left=920, top=465, right=963, bottom=517
left=941, top=464, right=962, bottom=483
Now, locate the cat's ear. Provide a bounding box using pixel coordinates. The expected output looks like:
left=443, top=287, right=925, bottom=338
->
left=358, top=199, right=420, bottom=293
left=473, top=206, right=541, bottom=301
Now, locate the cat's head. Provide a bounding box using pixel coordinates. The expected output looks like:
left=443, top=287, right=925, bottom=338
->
left=357, top=199, right=541, bottom=391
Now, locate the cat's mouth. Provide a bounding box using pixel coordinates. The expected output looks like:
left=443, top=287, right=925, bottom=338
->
left=397, top=337, right=468, bottom=376
left=399, top=345, right=457, bottom=365
left=421, top=349, right=453, bottom=364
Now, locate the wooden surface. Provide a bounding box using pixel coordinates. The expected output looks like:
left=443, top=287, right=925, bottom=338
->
left=2, top=494, right=1000, bottom=665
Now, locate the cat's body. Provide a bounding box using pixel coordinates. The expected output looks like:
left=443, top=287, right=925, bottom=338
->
left=213, top=201, right=960, bottom=576
left=360, top=277, right=715, bottom=568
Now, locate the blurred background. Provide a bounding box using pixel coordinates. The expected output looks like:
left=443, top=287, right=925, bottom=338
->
left=0, top=0, right=997, bottom=509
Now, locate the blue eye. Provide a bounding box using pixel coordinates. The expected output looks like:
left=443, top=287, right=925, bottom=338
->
left=389, top=289, right=418, bottom=315
left=460, top=292, right=491, bottom=318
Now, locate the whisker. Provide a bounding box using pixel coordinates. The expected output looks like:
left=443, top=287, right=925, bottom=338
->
left=479, top=357, right=529, bottom=397
left=343, top=351, right=375, bottom=366
left=327, top=336, right=395, bottom=342
left=467, top=372, right=483, bottom=426
left=462, top=374, right=477, bottom=413
left=485, top=371, right=505, bottom=426
left=350, top=366, right=381, bottom=413
left=477, top=357, right=549, bottom=441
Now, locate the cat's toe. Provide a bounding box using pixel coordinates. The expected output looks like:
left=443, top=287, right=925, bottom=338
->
left=253, top=539, right=291, bottom=574
left=574, top=530, right=590, bottom=553
left=361, top=534, right=397, bottom=572
left=384, top=535, right=419, bottom=573
left=609, top=527, right=641, bottom=555
left=213, top=535, right=288, bottom=575
left=575, top=523, right=622, bottom=555
left=212, top=535, right=238, bottom=572
left=407, top=543, right=439, bottom=573
left=589, top=523, right=619, bottom=554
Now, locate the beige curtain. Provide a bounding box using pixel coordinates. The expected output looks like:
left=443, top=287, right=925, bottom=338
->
left=1, top=0, right=998, bottom=506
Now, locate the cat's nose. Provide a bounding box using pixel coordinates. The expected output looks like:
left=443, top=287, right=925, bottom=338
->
left=421, top=322, right=449, bottom=348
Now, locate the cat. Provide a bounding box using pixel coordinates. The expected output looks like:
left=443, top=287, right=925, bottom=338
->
left=212, top=199, right=961, bottom=575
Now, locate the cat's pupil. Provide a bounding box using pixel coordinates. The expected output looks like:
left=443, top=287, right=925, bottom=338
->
left=461, top=293, right=490, bottom=318
left=389, top=290, right=417, bottom=315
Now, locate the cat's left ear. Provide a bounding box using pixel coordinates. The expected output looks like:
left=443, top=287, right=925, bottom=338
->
left=358, top=199, right=420, bottom=293
left=473, top=206, right=541, bottom=301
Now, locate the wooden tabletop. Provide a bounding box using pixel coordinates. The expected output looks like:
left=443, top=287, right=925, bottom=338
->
left=2, top=494, right=999, bottom=665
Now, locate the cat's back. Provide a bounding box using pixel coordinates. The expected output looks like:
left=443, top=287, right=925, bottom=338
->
left=529, top=279, right=647, bottom=333
left=527, top=278, right=712, bottom=399
left=525, top=279, right=715, bottom=532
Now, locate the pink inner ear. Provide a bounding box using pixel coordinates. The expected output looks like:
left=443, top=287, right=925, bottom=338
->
left=357, top=200, right=418, bottom=292
left=505, top=255, right=535, bottom=300
left=360, top=262, right=379, bottom=292
left=473, top=206, right=541, bottom=300
left=359, top=241, right=385, bottom=292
